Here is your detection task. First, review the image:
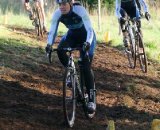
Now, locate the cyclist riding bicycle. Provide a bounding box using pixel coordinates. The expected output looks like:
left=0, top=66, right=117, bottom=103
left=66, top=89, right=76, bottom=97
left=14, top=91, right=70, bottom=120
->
left=115, top=0, right=150, bottom=47
left=45, top=0, right=97, bottom=113
left=24, top=0, right=47, bottom=32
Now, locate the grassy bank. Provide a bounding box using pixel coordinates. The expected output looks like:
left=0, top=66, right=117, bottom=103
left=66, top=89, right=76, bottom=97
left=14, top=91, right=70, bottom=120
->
left=0, top=12, right=160, bottom=62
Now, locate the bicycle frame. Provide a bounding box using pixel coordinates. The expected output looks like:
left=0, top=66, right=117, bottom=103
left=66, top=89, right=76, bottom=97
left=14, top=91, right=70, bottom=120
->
left=48, top=47, right=96, bottom=127
left=65, top=48, right=96, bottom=118
left=64, top=48, right=85, bottom=101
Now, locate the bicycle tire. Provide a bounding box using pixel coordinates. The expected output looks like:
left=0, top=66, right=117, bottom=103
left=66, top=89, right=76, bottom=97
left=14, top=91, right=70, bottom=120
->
left=126, top=29, right=136, bottom=69
left=63, top=68, right=76, bottom=127
left=138, top=34, right=148, bottom=73
left=36, top=7, right=43, bottom=37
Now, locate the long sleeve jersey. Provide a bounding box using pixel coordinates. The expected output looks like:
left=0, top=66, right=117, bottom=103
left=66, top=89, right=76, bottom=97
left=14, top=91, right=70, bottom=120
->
left=47, top=5, right=94, bottom=46
left=115, top=0, right=149, bottom=18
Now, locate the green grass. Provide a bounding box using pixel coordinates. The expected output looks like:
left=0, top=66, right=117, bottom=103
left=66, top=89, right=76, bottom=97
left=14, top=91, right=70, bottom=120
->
left=0, top=26, right=46, bottom=71
left=0, top=12, right=160, bottom=62
left=0, top=26, right=42, bottom=46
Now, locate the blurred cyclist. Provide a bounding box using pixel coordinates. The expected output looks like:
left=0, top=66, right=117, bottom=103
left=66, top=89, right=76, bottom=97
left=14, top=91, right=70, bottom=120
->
left=24, top=0, right=47, bottom=32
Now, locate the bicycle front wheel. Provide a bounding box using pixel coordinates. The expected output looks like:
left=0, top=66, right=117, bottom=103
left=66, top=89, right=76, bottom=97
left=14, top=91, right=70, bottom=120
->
left=138, top=34, right=148, bottom=73
left=126, top=32, right=136, bottom=68
left=63, top=68, right=76, bottom=127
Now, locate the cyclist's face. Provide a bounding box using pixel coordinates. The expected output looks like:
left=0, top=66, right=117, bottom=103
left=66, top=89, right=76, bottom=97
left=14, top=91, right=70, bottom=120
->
left=59, top=2, right=71, bottom=14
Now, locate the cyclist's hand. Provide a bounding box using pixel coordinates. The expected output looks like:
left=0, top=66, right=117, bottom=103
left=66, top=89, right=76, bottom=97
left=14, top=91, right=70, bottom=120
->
left=83, top=42, right=90, bottom=51
left=145, top=12, right=151, bottom=21
left=45, top=44, right=52, bottom=53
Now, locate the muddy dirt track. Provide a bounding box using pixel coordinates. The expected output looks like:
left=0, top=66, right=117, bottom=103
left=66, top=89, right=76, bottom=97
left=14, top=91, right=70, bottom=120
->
left=0, top=27, right=160, bottom=130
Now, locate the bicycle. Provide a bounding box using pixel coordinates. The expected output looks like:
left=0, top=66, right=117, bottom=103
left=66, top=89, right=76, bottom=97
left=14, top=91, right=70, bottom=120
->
left=47, top=47, right=96, bottom=127
left=31, top=0, right=44, bottom=37
left=124, top=15, right=148, bottom=73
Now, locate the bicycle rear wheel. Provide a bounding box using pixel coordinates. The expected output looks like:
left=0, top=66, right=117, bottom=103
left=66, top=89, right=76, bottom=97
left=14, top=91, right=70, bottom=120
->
left=138, top=34, right=148, bottom=73
left=63, top=68, right=76, bottom=127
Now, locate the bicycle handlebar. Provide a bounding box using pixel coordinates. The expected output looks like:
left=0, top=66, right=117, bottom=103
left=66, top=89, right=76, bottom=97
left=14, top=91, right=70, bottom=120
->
left=52, top=47, right=82, bottom=52
left=46, top=47, right=90, bottom=63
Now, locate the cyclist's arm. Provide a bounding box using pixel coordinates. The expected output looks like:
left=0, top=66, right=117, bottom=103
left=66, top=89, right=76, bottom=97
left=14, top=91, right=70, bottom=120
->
left=47, top=9, right=61, bottom=46
left=115, top=0, right=121, bottom=19
left=136, top=0, right=141, bottom=11
left=73, top=6, right=93, bottom=45
left=139, top=0, right=149, bottom=12
left=24, top=0, right=31, bottom=11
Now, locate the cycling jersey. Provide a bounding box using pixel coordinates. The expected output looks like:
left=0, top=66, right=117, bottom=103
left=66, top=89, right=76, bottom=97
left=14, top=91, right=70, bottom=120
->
left=47, top=4, right=94, bottom=46
left=115, top=0, right=148, bottom=18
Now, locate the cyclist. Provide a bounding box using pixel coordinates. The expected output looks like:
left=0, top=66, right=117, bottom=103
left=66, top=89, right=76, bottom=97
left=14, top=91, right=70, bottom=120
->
left=115, top=0, right=150, bottom=47
left=24, top=0, right=47, bottom=32
left=45, top=0, right=97, bottom=113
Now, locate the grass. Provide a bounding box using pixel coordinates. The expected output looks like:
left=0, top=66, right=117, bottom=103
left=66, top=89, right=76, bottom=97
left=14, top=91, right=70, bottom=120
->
left=0, top=25, right=46, bottom=72
left=0, top=25, right=44, bottom=56
left=0, top=12, right=160, bottom=62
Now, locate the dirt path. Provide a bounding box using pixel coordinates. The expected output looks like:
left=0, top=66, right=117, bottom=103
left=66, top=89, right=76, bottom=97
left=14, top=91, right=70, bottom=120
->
left=0, top=27, right=160, bottom=130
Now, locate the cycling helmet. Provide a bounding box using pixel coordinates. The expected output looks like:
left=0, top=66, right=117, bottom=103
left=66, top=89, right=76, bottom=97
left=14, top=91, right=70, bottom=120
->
left=56, top=0, right=72, bottom=4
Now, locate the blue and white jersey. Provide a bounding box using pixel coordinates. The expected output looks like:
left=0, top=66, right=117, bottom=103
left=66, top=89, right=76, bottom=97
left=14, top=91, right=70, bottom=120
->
left=47, top=5, right=94, bottom=46
left=115, top=0, right=148, bottom=18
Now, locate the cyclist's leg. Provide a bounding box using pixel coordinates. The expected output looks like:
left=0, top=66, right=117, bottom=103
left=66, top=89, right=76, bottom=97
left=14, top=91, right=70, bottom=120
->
left=38, top=0, right=47, bottom=32
left=81, top=32, right=96, bottom=103
left=135, top=8, right=143, bottom=37
left=119, top=8, right=129, bottom=47
left=82, top=33, right=96, bottom=112
left=135, top=8, right=144, bottom=49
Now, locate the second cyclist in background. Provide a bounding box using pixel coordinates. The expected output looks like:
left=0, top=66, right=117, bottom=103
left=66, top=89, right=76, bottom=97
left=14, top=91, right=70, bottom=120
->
left=115, top=0, right=150, bottom=48
left=24, top=0, right=47, bottom=32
